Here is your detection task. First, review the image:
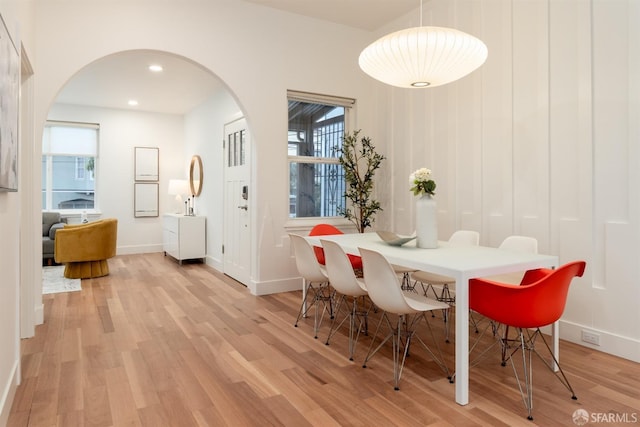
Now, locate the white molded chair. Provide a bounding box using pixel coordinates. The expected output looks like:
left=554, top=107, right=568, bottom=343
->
left=321, top=239, right=372, bottom=360
left=359, top=247, right=451, bottom=390
left=500, top=235, right=538, bottom=253
left=413, top=230, right=480, bottom=300
left=290, top=233, right=333, bottom=339
left=411, top=230, right=480, bottom=341
left=485, top=235, right=539, bottom=284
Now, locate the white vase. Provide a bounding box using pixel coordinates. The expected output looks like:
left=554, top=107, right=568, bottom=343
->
left=415, top=194, right=438, bottom=249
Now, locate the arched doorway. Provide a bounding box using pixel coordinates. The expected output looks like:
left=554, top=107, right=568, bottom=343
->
left=29, top=50, right=250, bottom=332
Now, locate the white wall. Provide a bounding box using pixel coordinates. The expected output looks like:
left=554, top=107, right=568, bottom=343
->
left=0, top=0, right=35, bottom=423
left=374, top=0, right=640, bottom=362
left=0, top=190, right=20, bottom=427
left=31, top=0, right=377, bottom=299
left=48, top=104, right=187, bottom=254
left=184, top=89, right=242, bottom=271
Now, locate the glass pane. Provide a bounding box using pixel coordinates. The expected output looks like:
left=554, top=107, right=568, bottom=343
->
left=41, top=158, right=46, bottom=208
left=228, top=132, right=239, bottom=167
left=75, top=157, right=86, bottom=179
left=51, top=155, right=95, bottom=209
left=239, top=129, right=245, bottom=166
left=234, top=131, right=239, bottom=166
left=287, top=101, right=344, bottom=159
left=289, top=161, right=345, bottom=218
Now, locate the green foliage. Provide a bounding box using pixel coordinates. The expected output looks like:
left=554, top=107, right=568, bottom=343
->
left=409, top=167, right=436, bottom=196
left=335, top=130, right=385, bottom=233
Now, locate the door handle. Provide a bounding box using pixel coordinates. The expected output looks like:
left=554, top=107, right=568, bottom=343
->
left=238, top=205, right=248, bottom=211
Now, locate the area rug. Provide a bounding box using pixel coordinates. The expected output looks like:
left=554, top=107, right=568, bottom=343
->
left=42, top=266, right=81, bottom=294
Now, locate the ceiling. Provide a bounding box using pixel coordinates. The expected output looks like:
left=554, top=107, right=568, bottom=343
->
left=54, top=50, right=223, bottom=115
left=243, top=0, right=419, bottom=31
left=54, top=1, right=419, bottom=115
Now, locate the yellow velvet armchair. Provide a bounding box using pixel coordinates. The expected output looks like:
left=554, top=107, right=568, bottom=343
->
left=54, top=218, right=118, bottom=279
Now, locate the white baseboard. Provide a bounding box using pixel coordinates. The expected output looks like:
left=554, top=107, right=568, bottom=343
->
left=116, top=244, right=163, bottom=255
left=0, top=359, right=19, bottom=427
left=35, top=302, right=44, bottom=325
left=203, top=257, right=300, bottom=296
left=250, top=277, right=301, bottom=296
left=560, top=320, right=640, bottom=363
left=204, top=255, right=222, bottom=271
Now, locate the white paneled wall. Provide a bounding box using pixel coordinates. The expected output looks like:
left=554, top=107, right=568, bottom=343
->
left=589, top=0, right=640, bottom=354
left=379, top=0, right=639, bottom=362
left=550, top=0, right=595, bottom=341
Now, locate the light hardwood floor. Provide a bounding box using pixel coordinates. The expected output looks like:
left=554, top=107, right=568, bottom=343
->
left=8, top=253, right=640, bottom=426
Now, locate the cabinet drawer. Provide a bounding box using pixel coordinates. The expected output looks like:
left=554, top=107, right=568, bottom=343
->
left=163, top=214, right=205, bottom=263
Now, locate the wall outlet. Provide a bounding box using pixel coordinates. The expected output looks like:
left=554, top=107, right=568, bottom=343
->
left=581, top=330, right=600, bottom=346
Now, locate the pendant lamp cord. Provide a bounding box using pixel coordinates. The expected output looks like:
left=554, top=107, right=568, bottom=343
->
left=419, top=0, right=423, bottom=27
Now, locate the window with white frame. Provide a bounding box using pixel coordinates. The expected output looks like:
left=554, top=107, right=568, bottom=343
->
left=287, top=91, right=355, bottom=218
left=42, top=121, right=98, bottom=211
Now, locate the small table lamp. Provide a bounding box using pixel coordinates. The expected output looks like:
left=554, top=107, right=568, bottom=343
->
left=168, top=179, right=189, bottom=214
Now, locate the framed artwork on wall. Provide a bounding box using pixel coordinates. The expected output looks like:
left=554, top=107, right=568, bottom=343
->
left=0, top=13, right=20, bottom=192
left=134, top=146, right=159, bottom=181
left=134, top=183, right=159, bottom=217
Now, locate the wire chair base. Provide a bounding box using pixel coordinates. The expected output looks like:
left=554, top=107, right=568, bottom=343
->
left=325, top=295, right=372, bottom=361
left=362, top=312, right=451, bottom=390
left=294, top=281, right=335, bottom=339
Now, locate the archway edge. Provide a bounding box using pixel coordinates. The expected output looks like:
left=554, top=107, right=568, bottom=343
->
left=45, top=48, right=247, bottom=121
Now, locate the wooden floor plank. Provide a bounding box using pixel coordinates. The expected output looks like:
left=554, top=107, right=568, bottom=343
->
left=9, top=253, right=640, bottom=426
left=83, top=384, right=112, bottom=427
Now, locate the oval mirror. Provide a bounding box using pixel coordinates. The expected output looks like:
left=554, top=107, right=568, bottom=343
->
left=189, top=155, right=203, bottom=196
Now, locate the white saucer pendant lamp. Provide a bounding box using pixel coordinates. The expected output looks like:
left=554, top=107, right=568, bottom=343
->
left=359, top=26, right=488, bottom=89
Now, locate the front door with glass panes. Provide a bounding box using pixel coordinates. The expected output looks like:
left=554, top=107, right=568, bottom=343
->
left=223, top=118, right=251, bottom=286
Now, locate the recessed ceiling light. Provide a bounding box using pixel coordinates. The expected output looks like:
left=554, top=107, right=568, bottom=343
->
left=148, top=64, right=163, bottom=72
left=128, top=99, right=139, bottom=106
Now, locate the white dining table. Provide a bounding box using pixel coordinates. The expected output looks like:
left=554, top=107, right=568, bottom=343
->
left=305, top=232, right=559, bottom=405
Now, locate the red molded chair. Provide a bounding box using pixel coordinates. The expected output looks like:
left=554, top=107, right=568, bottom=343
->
left=309, top=224, right=363, bottom=271
left=469, top=261, right=586, bottom=420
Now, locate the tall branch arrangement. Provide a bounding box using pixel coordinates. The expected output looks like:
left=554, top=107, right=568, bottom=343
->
left=335, top=130, right=385, bottom=233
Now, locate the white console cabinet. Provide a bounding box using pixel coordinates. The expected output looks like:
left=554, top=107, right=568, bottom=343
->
left=163, top=214, right=206, bottom=264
